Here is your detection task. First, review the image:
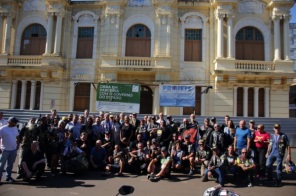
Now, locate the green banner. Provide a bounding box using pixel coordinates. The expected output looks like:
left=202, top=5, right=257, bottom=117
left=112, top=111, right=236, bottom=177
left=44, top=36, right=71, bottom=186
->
left=96, top=83, right=140, bottom=113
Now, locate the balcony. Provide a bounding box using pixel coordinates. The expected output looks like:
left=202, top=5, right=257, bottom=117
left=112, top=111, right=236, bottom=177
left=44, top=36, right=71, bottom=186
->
left=0, top=55, right=64, bottom=67
left=101, top=56, right=171, bottom=71
left=214, top=58, right=295, bottom=74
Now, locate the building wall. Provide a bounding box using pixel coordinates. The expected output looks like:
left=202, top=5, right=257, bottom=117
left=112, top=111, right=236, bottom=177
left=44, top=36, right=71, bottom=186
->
left=0, top=0, right=295, bottom=117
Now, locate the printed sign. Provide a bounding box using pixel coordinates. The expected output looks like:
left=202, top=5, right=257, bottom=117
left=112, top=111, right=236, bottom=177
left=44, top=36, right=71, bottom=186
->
left=96, top=83, right=140, bottom=113
left=159, top=85, right=195, bottom=107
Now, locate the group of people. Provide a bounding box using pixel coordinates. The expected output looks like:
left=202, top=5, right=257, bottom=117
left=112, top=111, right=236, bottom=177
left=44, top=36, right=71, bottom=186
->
left=0, top=110, right=292, bottom=188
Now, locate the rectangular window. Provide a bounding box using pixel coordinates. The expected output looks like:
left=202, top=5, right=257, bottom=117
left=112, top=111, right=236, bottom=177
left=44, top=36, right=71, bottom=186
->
left=184, top=29, right=202, bottom=61
left=76, top=27, right=94, bottom=59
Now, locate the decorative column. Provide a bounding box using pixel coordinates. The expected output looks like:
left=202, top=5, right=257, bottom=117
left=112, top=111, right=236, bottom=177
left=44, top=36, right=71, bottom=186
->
left=39, top=82, right=44, bottom=110
left=153, top=86, right=160, bottom=115
left=0, top=15, right=3, bottom=53
left=201, top=87, right=206, bottom=116
left=273, top=15, right=281, bottom=60
left=283, top=14, right=290, bottom=60
left=45, top=12, right=54, bottom=55
left=53, top=12, right=63, bottom=55
left=29, top=80, right=36, bottom=110
left=3, top=14, right=12, bottom=54
left=69, top=81, right=75, bottom=111
left=20, top=80, right=27, bottom=109
left=10, top=80, right=17, bottom=109
left=233, top=86, right=238, bottom=117
left=264, top=87, right=270, bottom=117
left=227, top=14, right=234, bottom=59
left=90, top=83, right=94, bottom=112
left=254, top=87, right=259, bottom=117
left=243, top=87, right=248, bottom=117
left=216, top=13, right=224, bottom=58
left=156, top=8, right=172, bottom=57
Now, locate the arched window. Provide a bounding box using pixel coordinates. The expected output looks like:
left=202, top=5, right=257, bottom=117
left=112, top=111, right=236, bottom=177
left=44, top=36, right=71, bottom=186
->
left=235, top=27, right=264, bottom=60
left=125, top=24, right=151, bottom=57
left=20, top=24, right=47, bottom=55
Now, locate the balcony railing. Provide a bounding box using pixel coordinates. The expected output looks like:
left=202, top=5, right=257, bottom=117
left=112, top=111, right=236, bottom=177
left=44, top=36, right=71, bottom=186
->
left=7, top=56, right=42, bottom=66
left=235, top=60, right=275, bottom=70
left=101, top=56, right=171, bottom=69
left=116, top=57, right=152, bottom=67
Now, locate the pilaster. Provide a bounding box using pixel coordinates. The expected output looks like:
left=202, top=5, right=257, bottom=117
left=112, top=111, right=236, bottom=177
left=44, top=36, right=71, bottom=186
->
left=30, top=80, right=36, bottom=110
left=20, top=80, right=27, bottom=110
left=243, top=87, right=248, bottom=117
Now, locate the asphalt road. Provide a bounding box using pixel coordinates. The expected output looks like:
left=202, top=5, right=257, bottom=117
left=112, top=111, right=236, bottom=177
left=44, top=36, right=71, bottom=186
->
left=1, top=150, right=296, bottom=196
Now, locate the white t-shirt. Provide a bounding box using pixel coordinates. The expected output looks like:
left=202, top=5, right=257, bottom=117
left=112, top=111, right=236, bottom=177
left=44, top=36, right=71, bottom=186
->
left=0, top=125, right=19, bottom=150
left=0, top=118, right=7, bottom=127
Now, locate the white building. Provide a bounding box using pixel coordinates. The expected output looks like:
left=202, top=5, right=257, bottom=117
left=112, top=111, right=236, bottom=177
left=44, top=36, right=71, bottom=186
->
left=0, top=0, right=295, bottom=118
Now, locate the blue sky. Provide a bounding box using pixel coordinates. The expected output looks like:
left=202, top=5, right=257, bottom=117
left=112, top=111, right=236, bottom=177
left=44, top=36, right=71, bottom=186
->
left=291, top=4, right=296, bottom=23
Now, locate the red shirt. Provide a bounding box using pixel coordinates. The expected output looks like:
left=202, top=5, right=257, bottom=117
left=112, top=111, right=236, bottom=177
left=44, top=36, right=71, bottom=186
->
left=254, top=130, right=270, bottom=148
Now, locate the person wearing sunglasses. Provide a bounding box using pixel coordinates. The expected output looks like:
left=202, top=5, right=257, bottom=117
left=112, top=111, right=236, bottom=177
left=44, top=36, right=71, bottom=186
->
left=236, top=148, right=256, bottom=187
left=266, top=123, right=291, bottom=187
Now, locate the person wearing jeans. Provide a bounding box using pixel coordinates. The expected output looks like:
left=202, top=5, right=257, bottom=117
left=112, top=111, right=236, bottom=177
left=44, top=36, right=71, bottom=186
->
left=0, top=117, right=20, bottom=184
left=266, top=123, right=291, bottom=187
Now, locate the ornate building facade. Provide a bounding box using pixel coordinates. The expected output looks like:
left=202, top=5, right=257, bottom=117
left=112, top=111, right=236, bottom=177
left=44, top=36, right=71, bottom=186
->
left=0, top=0, right=295, bottom=117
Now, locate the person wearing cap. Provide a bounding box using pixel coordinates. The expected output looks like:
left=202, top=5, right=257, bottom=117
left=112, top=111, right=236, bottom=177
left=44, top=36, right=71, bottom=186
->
left=147, top=146, right=171, bottom=180
left=0, top=117, right=20, bottom=183
left=266, top=123, right=291, bottom=187
left=0, top=111, right=7, bottom=128
left=195, top=139, right=211, bottom=176
left=182, top=134, right=195, bottom=175
left=202, top=147, right=226, bottom=188
left=248, top=120, right=257, bottom=160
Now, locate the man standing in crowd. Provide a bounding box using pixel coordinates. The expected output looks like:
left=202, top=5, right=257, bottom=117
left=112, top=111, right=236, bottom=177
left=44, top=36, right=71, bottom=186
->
left=266, top=123, right=291, bottom=187
left=66, top=114, right=82, bottom=140
left=234, top=120, right=251, bottom=155
left=0, top=117, right=19, bottom=184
